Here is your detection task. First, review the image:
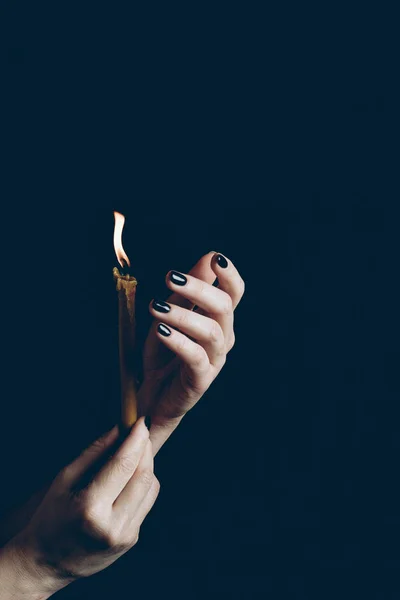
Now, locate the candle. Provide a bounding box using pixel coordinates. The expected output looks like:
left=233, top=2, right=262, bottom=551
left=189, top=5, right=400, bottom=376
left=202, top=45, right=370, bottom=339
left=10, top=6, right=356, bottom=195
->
left=113, top=211, right=138, bottom=430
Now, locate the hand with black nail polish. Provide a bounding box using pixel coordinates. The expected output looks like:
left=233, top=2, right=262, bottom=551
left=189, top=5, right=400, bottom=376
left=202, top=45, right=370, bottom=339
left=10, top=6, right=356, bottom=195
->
left=137, top=252, right=245, bottom=455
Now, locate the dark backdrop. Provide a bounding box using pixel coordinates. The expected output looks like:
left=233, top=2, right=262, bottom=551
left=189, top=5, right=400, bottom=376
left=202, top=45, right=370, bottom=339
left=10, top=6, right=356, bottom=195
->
left=1, top=4, right=399, bottom=599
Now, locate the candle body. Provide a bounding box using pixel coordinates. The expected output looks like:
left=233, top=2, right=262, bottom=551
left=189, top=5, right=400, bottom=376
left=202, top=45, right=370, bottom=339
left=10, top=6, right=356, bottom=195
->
left=113, top=268, right=138, bottom=429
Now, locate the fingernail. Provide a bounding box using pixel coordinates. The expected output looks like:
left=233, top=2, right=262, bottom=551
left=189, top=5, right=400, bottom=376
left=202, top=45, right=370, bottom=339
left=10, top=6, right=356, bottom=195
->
left=152, top=299, right=171, bottom=313
left=169, top=271, right=187, bottom=286
left=216, top=254, right=228, bottom=268
left=158, top=323, right=172, bottom=337
left=144, top=416, right=151, bottom=430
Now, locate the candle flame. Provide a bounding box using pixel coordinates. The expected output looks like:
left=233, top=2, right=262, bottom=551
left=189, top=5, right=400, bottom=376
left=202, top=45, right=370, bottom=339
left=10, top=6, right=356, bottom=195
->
left=113, top=211, right=131, bottom=268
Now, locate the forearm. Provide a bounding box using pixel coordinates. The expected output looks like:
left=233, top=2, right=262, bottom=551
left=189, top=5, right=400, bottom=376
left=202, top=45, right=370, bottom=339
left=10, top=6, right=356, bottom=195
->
left=0, top=537, right=62, bottom=600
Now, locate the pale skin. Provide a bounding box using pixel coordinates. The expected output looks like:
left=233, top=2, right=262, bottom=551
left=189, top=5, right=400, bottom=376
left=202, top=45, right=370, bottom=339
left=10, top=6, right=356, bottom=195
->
left=140, top=251, right=245, bottom=453
left=0, top=252, right=244, bottom=598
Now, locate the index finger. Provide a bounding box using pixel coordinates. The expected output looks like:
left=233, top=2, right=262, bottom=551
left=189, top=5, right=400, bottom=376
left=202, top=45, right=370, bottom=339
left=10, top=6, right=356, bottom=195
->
left=166, top=251, right=217, bottom=309
left=87, top=418, right=149, bottom=504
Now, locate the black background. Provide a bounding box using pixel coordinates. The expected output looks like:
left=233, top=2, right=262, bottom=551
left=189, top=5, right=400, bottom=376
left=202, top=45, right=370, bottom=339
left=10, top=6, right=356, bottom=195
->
left=1, top=3, right=400, bottom=599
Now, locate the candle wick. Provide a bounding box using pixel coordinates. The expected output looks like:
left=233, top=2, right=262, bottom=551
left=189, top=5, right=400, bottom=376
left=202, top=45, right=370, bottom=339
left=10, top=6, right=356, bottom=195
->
left=119, top=259, right=130, bottom=277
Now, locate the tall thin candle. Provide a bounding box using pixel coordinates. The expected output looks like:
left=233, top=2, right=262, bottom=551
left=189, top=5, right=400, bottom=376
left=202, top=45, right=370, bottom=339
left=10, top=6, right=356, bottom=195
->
left=113, top=212, right=138, bottom=430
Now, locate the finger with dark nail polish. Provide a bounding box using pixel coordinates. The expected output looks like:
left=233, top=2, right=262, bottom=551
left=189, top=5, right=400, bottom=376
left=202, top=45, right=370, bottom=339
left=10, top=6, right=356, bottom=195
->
left=158, top=323, right=172, bottom=337
left=152, top=299, right=171, bottom=313
left=169, top=271, right=187, bottom=286
left=216, top=254, right=228, bottom=268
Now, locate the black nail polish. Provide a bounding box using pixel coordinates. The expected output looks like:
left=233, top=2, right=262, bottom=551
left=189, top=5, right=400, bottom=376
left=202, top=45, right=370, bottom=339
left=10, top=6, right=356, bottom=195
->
left=152, top=299, right=171, bottom=313
left=144, top=416, right=151, bottom=430
left=169, top=271, right=187, bottom=286
left=158, top=323, right=171, bottom=336
left=216, top=254, right=228, bottom=268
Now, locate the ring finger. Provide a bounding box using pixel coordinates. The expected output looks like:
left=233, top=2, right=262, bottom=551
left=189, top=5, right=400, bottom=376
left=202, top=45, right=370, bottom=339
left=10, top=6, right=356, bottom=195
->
left=165, top=270, right=234, bottom=340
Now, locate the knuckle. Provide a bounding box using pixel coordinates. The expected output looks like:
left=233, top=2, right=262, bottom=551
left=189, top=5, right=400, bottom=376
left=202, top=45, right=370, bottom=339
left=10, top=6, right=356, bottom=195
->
left=116, top=453, right=138, bottom=475
left=102, top=529, right=125, bottom=549
left=137, top=468, right=155, bottom=489
left=145, top=478, right=161, bottom=511
left=78, top=503, right=129, bottom=551
left=183, top=375, right=206, bottom=396
left=182, top=363, right=208, bottom=394
left=220, top=293, right=233, bottom=315
left=198, top=279, right=207, bottom=296
left=238, top=277, right=245, bottom=297
left=80, top=502, right=103, bottom=528
left=90, top=434, right=110, bottom=454
left=83, top=518, right=125, bottom=550
left=227, top=332, right=236, bottom=351
left=131, top=529, right=140, bottom=546
left=152, top=476, right=161, bottom=497
left=209, top=319, right=223, bottom=344
left=177, top=310, right=189, bottom=328
left=218, top=354, right=227, bottom=368
left=150, top=488, right=160, bottom=507
left=192, top=344, right=207, bottom=367
left=177, top=335, right=188, bottom=353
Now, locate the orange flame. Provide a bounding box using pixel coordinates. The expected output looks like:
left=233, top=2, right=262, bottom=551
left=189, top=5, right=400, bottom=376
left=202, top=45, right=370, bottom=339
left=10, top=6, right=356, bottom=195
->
left=113, top=211, right=131, bottom=268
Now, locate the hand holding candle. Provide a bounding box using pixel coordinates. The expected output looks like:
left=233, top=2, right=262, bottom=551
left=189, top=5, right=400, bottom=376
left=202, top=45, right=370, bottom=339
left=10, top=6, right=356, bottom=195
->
left=111, top=212, right=245, bottom=453
left=0, top=215, right=246, bottom=597
left=0, top=419, right=159, bottom=596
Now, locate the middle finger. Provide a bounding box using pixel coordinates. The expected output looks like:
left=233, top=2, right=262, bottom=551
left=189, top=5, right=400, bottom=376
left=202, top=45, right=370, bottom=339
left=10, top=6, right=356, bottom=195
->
left=166, top=271, right=234, bottom=339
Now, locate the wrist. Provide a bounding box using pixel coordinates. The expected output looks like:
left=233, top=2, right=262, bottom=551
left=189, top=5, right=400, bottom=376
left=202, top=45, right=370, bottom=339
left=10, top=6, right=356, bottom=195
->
left=0, top=534, right=65, bottom=600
